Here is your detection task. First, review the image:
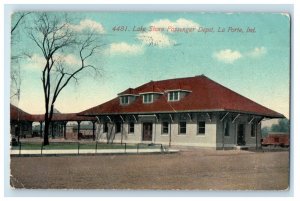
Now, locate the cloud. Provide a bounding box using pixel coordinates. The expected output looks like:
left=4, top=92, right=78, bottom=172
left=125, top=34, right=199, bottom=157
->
left=69, top=19, right=105, bottom=33
left=213, top=49, right=242, bottom=64
left=24, top=53, right=81, bottom=70
left=137, top=32, right=175, bottom=48
left=107, top=42, right=144, bottom=55
left=150, top=18, right=200, bottom=29
left=23, top=54, right=46, bottom=69
left=247, top=47, right=267, bottom=57
left=57, top=54, right=81, bottom=65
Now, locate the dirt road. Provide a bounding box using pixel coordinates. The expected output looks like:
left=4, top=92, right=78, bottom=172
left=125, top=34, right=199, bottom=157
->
left=10, top=149, right=289, bottom=190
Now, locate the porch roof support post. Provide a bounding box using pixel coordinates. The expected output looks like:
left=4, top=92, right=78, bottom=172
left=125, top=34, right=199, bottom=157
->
left=39, top=121, right=43, bottom=138
left=187, top=113, right=192, bottom=122
left=257, top=117, right=264, bottom=125
left=255, top=123, right=258, bottom=150
left=106, top=116, right=112, bottom=123
left=120, top=115, right=125, bottom=123
left=92, top=121, right=96, bottom=141
left=51, top=121, right=54, bottom=139
left=95, top=116, right=101, bottom=128
left=248, top=117, right=255, bottom=124
left=154, top=114, right=158, bottom=123
left=132, top=115, right=138, bottom=123
left=232, top=114, right=241, bottom=123
left=220, top=112, right=229, bottom=122
left=77, top=121, right=81, bottom=140
left=168, top=114, right=173, bottom=147
left=63, top=121, right=67, bottom=139
left=222, top=121, right=225, bottom=150
left=206, top=113, right=211, bottom=122
left=169, top=114, right=174, bottom=123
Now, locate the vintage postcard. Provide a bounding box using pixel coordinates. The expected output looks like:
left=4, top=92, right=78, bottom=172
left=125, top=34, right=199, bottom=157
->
left=9, top=11, right=290, bottom=190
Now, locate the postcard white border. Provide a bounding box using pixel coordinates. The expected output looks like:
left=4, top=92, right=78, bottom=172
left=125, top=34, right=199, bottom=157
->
left=1, top=2, right=297, bottom=199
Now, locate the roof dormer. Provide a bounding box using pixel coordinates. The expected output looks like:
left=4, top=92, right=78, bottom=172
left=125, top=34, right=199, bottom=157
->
left=139, top=92, right=163, bottom=104
left=118, top=88, right=139, bottom=106
left=165, top=89, right=192, bottom=102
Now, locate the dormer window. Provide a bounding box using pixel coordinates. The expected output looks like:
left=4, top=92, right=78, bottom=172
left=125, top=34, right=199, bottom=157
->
left=143, top=94, right=153, bottom=103
left=120, top=96, right=129, bottom=105
left=119, top=94, right=139, bottom=105
left=166, top=89, right=191, bottom=102
left=168, top=91, right=180, bottom=101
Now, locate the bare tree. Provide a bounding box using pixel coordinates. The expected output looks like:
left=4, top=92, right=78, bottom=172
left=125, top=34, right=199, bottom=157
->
left=11, top=12, right=31, bottom=35
left=28, top=13, right=102, bottom=145
left=10, top=12, right=31, bottom=102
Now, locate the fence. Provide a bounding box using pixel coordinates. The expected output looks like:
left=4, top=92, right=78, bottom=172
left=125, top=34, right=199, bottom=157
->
left=11, top=141, right=168, bottom=156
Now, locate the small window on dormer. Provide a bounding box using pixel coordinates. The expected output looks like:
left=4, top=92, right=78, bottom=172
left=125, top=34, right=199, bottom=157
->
left=120, top=96, right=129, bottom=105
left=143, top=94, right=153, bottom=103
left=168, top=91, right=180, bottom=101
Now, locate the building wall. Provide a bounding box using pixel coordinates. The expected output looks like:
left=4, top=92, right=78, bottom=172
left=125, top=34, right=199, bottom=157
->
left=95, top=113, right=217, bottom=148
left=216, top=115, right=262, bottom=149
left=95, top=113, right=263, bottom=149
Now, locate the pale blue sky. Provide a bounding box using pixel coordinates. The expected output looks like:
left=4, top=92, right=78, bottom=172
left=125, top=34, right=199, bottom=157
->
left=11, top=12, right=290, bottom=118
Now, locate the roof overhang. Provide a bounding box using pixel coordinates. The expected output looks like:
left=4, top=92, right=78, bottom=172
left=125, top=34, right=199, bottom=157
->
left=139, top=92, right=164, bottom=95
left=79, top=109, right=285, bottom=119
left=164, top=89, right=192, bottom=93
left=117, top=94, right=139, bottom=97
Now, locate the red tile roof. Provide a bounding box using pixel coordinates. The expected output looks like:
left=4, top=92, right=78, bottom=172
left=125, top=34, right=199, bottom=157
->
left=78, top=75, right=284, bottom=118
left=10, top=104, right=33, bottom=121
left=10, top=104, right=95, bottom=122
left=31, top=113, right=96, bottom=122
left=118, top=88, right=138, bottom=96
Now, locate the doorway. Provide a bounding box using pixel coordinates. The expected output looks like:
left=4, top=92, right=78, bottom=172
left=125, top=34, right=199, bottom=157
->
left=237, top=124, right=245, bottom=145
left=142, top=122, right=153, bottom=141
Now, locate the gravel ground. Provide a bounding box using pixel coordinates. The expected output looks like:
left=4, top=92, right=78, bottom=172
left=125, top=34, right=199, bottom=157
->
left=10, top=149, right=289, bottom=190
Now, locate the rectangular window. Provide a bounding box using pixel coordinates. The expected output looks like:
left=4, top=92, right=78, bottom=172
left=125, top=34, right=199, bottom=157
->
left=168, top=91, right=180, bottom=101
left=129, top=122, right=134, bottom=133
left=103, top=123, right=108, bottom=133
left=251, top=124, right=256, bottom=137
left=179, top=122, right=186, bottom=134
left=143, top=94, right=153, bottom=103
left=198, top=121, right=205, bottom=135
left=116, top=122, right=121, bottom=133
left=224, top=122, right=230, bottom=136
left=120, top=96, right=129, bottom=105
left=162, top=122, right=169, bottom=134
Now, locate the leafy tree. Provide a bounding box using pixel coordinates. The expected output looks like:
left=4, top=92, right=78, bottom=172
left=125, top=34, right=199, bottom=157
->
left=271, top=118, right=289, bottom=133
left=261, top=126, right=270, bottom=138
left=262, top=118, right=289, bottom=138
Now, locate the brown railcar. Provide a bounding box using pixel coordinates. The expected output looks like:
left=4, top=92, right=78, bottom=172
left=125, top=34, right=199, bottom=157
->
left=261, top=132, right=289, bottom=147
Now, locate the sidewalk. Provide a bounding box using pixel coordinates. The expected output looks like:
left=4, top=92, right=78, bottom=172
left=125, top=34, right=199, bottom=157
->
left=10, top=148, right=180, bottom=156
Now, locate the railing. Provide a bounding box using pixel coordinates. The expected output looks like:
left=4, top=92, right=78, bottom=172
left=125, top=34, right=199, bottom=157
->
left=12, top=141, right=167, bottom=156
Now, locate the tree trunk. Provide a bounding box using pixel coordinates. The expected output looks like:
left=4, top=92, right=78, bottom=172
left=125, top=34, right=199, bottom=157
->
left=43, top=119, right=50, bottom=145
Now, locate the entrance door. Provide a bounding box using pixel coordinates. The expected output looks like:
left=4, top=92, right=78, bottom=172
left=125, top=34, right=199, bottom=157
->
left=142, top=123, right=153, bottom=141
left=237, top=124, right=245, bottom=145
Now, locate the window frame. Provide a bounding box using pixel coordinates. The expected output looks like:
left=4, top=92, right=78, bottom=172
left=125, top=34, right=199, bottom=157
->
left=179, top=121, right=186, bottom=135
left=224, top=121, right=230, bottom=137
left=128, top=122, right=135, bottom=134
left=120, top=96, right=129, bottom=105
left=143, top=94, right=153, bottom=103
left=168, top=91, right=180, bottom=102
left=161, top=121, right=169, bottom=135
left=197, top=121, right=206, bottom=135
left=250, top=124, right=256, bottom=137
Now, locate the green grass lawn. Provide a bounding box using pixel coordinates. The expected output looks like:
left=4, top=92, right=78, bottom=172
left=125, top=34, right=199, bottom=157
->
left=11, top=142, right=163, bottom=150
